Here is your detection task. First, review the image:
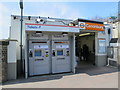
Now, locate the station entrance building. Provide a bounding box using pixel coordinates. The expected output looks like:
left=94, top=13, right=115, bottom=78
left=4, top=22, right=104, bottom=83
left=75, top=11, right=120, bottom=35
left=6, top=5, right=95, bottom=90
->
left=8, top=15, right=111, bottom=79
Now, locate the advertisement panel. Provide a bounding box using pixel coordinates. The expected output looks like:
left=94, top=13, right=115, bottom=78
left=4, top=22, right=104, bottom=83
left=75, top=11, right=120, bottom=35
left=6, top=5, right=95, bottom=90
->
left=98, top=38, right=106, bottom=54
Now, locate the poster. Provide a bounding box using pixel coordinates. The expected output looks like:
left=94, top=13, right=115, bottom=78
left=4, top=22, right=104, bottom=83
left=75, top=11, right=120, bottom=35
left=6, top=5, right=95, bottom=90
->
left=98, top=39, right=106, bottom=53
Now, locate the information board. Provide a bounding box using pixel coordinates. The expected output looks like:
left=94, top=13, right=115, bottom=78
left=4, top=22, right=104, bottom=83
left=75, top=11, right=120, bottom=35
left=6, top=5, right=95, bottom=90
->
left=98, top=39, right=106, bottom=53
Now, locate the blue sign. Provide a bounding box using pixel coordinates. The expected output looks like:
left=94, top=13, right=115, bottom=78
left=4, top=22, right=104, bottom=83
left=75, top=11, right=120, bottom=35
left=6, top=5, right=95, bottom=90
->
left=27, top=25, right=41, bottom=29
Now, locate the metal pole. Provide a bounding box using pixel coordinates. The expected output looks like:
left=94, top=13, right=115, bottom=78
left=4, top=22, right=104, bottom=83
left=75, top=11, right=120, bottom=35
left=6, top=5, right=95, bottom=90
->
left=20, top=0, right=23, bottom=75
left=20, top=8, right=23, bottom=74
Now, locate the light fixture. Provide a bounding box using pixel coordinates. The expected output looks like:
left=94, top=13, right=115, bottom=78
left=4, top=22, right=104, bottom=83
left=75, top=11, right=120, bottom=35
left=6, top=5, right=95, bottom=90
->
left=36, top=17, right=44, bottom=23
left=79, top=33, right=91, bottom=37
left=13, top=16, right=17, bottom=20
left=62, top=32, right=68, bottom=36
left=19, top=0, right=23, bottom=9
left=36, top=18, right=41, bottom=22
left=36, top=31, right=42, bottom=34
left=28, top=16, right=31, bottom=20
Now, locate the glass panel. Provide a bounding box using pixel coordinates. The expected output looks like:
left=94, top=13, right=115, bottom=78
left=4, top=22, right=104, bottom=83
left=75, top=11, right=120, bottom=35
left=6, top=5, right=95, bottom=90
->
left=57, top=50, right=63, bottom=56
left=35, top=50, right=42, bottom=57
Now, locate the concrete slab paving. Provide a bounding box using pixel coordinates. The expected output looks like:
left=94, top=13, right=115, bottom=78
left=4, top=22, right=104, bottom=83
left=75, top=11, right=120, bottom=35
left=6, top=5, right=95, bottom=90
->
left=2, top=66, right=118, bottom=88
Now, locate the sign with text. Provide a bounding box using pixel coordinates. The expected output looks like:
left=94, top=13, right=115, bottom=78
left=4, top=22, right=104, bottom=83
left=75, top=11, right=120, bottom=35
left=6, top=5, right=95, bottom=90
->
left=79, top=22, right=104, bottom=31
left=26, top=24, right=41, bottom=31
left=25, top=23, right=80, bottom=33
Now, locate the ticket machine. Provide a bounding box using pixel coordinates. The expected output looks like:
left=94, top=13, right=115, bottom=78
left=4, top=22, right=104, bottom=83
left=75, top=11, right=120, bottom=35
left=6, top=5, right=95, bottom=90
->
left=28, top=33, right=72, bottom=76
left=52, top=35, right=71, bottom=73
left=28, top=34, right=50, bottom=76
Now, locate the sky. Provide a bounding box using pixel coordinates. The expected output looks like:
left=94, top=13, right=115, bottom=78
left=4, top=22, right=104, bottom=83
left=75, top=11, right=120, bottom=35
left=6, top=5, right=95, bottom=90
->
left=0, top=1, right=118, bottom=39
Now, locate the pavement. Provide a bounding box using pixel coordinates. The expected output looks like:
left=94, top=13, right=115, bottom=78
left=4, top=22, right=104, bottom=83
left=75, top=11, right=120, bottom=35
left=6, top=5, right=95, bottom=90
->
left=2, top=64, right=119, bottom=88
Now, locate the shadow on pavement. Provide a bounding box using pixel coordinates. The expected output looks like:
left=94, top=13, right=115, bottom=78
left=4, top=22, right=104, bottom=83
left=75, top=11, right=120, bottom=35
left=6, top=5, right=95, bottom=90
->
left=3, top=73, right=73, bottom=86
left=76, top=60, right=118, bottom=76
left=76, top=66, right=118, bottom=76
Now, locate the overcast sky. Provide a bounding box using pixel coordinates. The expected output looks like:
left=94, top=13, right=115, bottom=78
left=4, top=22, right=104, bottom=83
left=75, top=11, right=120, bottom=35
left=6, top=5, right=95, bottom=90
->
left=0, top=1, right=118, bottom=39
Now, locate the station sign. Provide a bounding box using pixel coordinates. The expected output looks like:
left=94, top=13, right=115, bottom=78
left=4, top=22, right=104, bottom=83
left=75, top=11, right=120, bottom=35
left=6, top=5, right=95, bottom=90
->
left=79, top=22, right=104, bottom=31
left=26, top=24, right=41, bottom=30
left=25, top=23, right=80, bottom=33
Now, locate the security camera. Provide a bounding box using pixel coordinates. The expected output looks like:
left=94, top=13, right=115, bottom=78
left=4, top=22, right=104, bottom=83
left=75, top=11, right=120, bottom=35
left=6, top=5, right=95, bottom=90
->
left=35, top=18, right=44, bottom=23
left=36, top=18, right=43, bottom=22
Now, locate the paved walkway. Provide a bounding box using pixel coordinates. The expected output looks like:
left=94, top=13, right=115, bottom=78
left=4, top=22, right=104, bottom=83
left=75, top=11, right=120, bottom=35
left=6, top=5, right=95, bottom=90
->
left=2, top=66, right=118, bottom=88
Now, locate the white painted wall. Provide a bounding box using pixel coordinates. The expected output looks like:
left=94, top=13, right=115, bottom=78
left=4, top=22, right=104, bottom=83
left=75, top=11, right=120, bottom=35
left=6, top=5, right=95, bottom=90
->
left=10, top=15, right=74, bottom=60
left=112, top=22, right=118, bottom=38
left=7, top=40, right=17, bottom=63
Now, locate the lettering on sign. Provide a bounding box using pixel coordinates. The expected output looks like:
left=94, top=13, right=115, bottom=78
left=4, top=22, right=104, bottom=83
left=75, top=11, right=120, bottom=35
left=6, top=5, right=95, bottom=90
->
left=56, top=45, right=69, bottom=48
left=34, top=45, right=48, bottom=49
left=26, top=25, right=41, bottom=29
left=79, top=22, right=104, bottom=31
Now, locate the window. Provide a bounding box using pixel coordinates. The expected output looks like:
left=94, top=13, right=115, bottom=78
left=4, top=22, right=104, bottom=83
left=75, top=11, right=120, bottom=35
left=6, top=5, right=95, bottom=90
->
left=35, top=50, right=42, bottom=56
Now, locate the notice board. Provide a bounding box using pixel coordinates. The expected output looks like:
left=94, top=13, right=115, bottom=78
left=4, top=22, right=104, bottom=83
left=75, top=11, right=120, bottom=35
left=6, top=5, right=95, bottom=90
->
left=98, top=39, right=106, bottom=54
